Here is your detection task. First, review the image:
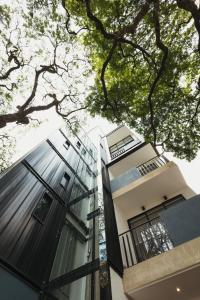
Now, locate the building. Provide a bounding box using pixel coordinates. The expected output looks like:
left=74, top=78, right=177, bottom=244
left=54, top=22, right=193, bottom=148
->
left=101, top=125, right=200, bottom=300
left=0, top=124, right=200, bottom=300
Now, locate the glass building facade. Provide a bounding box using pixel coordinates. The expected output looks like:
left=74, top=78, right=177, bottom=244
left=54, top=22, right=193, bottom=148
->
left=0, top=126, right=101, bottom=300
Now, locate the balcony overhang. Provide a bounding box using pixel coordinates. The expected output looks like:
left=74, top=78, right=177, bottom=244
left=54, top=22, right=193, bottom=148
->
left=123, top=236, right=200, bottom=300
left=112, top=162, right=192, bottom=220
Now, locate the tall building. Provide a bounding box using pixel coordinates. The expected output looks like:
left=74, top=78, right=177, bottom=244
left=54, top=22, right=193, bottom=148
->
left=0, top=124, right=200, bottom=300
left=101, top=125, right=200, bottom=300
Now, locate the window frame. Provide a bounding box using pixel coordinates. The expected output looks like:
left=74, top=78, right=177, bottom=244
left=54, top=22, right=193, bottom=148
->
left=32, top=192, right=53, bottom=224
left=76, top=141, right=81, bottom=149
left=109, top=135, right=134, bottom=155
left=64, top=140, right=70, bottom=150
left=60, top=172, right=71, bottom=190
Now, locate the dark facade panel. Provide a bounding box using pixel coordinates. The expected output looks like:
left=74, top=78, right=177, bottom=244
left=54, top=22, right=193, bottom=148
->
left=0, top=127, right=99, bottom=298
left=0, top=163, right=66, bottom=285
left=160, top=195, right=200, bottom=247
left=48, top=131, right=80, bottom=172
left=25, top=142, right=57, bottom=173
left=101, top=162, right=123, bottom=276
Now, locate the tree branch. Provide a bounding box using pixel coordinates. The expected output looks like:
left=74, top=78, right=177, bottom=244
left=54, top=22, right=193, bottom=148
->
left=147, top=0, right=169, bottom=145
left=19, top=64, right=57, bottom=110
left=176, top=0, right=200, bottom=52
left=101, top=41, right=118, bottom=111
left=61, top=0, right=88, bottom=35
left=0, top=98, right=58, bottom=128
left=0, top=49, right=22, bottom=80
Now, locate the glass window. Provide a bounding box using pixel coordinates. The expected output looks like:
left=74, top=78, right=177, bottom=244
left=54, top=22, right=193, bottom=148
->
left=89, top=148, right=93, bottom=156
left=60, top=172, right=70, bottom=190
left=116, top=141, right=124, bottom=148
left=123, top=135, right=133, bottom=144
left=110, top=145, right=117, bottom=153
left=64, top=140, right=70, bottom=150
left=128, top=195, right=185, bottom=262
left=70, top=179, right=87, bottom=201
left=33, top=193, right=53, bottom=223
left=86, top=167, right=92, bottom=177
left=76, top=141, right=81, bottom=149
left=81, top=148, right=86, bottom=156
left=109, top=135, right=133, bottom=155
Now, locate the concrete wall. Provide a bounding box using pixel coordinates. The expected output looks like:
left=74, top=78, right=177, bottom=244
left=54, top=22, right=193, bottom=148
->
left=106, top=126, right=140, bottom=147
left=108, top=144, right=156, bottom=180
left=110, top=267, right=128, bottom=300
left=123, top=236, right=200, bottom=296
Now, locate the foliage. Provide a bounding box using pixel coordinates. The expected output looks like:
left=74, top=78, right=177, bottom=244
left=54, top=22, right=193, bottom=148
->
left=0, top=133, right=15, bottom=173
left=0, top=0, right=92, bottom=169
left=65, top=0, right=200, bottom=160
left=0, top=0, right=90, bottom=129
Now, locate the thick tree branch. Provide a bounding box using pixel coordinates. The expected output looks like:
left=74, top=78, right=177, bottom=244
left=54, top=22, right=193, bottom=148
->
left=0, top=99, right=58, bottom=128
left=176, top=0, right=200, bottom=51
left=117, top=1, right=150, bottom=36
left=61, top=0, right=88, bottom=35
left=0, top=49, right=22, bottom=80
left=84, top=0, right=151, bottom=39
left=147, top=0, right=169, bottom=145
left=20, top=65, right=56, bottom=110
left=84, top=0, right=115, bottom=39
left=83, top=0, right=154, bottom=115
left=101, top=41, right=118, bottom=111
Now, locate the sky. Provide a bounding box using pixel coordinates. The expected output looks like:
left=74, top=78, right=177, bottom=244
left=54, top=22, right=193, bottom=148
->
left=11, top=108, right=200, bottom=195
left=1, top=0, right=200, bottom=194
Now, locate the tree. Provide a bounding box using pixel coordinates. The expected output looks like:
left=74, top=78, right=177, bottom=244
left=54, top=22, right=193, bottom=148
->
left=0, top=1, right=90, bottom=130
left=0, top=133, right=15, bottom=173
left=65, top=0, right=200, bottom=161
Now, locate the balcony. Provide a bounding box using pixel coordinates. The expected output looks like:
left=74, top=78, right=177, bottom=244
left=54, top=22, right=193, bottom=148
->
left=111, top=160, right=194, bottom=235
left=122, top=195, right=200, bottom=300
left=119, top=217, right=173, bottom=268
left=110, top=155, right=167, bottom=193
left=110, top=139, right=141, bottom=160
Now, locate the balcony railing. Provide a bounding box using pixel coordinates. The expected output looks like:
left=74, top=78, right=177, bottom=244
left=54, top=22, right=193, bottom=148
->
left=136, top=155, right=168, bottom=176
left=110, top=140, right=141, bottom=160
left=110, top=155, right=169, bottom=193
left=119, top=217, right=173, bottom=268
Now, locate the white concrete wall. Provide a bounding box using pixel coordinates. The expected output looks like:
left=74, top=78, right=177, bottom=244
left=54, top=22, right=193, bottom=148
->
left=108, top=144, right=157, bottom=180
left=110, top=267, right=128, bottom=300
left=123, top=237, right=200, bottom=299
left=114, top=184, right=196, bottom=237
left=106, top=126, right=140, bottom=147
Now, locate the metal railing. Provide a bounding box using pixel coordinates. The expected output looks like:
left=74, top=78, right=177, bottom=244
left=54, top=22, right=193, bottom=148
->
left=118, top=218, right=173, bottom=268
left=110, top=140, right=140, bottom=160
left=111, top=148, right=126, bottom=159
left=136, top=155, right=168, bottom=176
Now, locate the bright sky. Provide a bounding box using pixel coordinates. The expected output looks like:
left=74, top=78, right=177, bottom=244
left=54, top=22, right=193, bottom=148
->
left=11, top=109, right=200, bottom=195
left=2, top=0, right=200, bottom=195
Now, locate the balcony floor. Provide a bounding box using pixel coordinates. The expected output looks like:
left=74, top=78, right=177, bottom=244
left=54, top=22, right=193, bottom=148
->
left=123, top=236, right=200, bottom=300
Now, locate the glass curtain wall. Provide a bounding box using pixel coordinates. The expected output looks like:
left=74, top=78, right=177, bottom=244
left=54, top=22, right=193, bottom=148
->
left=48, top=128, right=99, bottom=300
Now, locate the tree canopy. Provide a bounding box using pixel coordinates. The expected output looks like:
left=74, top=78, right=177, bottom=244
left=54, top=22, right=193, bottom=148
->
left=0, top=0, right=92, bottom=172
left=0, top=0, right=90, bottom=130
left=0, top=0, right=200, bottom=163
left=65, top=0, right=200, bottom=161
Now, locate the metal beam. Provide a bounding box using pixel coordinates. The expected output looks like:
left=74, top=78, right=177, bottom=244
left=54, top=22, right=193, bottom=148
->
left=45, top=259, right=100, bottom=291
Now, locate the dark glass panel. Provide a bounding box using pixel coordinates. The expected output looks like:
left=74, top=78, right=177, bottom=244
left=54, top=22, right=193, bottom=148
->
left=60, top=172, right=70, bottom=190
left=33, top=193, right=53, bottom=223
